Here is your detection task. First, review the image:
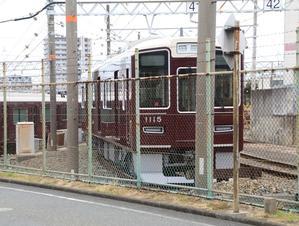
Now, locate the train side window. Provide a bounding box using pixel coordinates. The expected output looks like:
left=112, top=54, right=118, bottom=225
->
left=139, top=50, right=169, bottom=108
left=81, top=85, right=85, bottom=109
left=101, top=81, right=107, bottom=109
left=45, top=105, right=51, bottom=122
left=61, top=105, right=67, bottom=121
left=100, top=82, right=104, bottom=108
left=101, top=79, right=115, bottom=123
left=215, top=51, right=232, bottom=107
left=13, top=109, right=28, bottom=124
left=102, top=80, right=113, bottom=109
left=118, top=71, right=127, bottom=111
left=177, top=51, right=232, bottom=112
left=41, top=105, right=51, bottom=122
left=214, top=73, right=232, bottom=107
left=177, top=67, right=196, bottom=112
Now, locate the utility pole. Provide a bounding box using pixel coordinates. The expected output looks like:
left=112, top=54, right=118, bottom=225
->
left=252, top=0, right=257, bottom=71
left=195, top=0, right=216, bottom=190
left=3, top=62, right=7, bottom=166
left=296, top=27, right=299, bottom=201
left=47, top=0, right=57, bottom=151
left=66, top=0, right=79, bottom=173
left=135, top=48, right=141, bottom=189
left=232, top=21, right=241, bottom=213
left=106, top=5, right=111, bottom=56
left=41, top=59, right=46, bottom=173
left=87, top=54, right=93, bottom=179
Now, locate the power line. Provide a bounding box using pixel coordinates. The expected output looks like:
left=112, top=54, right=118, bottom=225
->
left=0, top=1, right=64, bottom=24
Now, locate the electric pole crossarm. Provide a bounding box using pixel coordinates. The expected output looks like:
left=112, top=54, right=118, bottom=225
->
left=52, top=0, right=276, bottom=16
left=1, top=0, right=296, bottom=24
left=54, top=1, right=188, bottom=16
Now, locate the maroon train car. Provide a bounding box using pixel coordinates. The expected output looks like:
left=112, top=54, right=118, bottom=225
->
left=92, top=37, right=245, bottom=184
left=0, top=92, right=67, bottom=154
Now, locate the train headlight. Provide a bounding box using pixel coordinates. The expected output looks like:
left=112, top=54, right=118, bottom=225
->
left=214, top=125, right=233, bottom=133
left=143, top=126, right=164, bottom=134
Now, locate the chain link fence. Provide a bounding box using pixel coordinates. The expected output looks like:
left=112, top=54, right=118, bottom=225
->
left=239, top=68, right=298, bottom=209
left=0, top=61, right=298, bottom=211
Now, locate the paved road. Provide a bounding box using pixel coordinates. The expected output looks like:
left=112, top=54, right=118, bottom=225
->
left=0, top=182, right=252, bottom=226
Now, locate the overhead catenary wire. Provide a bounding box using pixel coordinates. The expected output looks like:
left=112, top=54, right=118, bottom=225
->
left=0, top=1, right=65, bottom=24
left=3, top=19, right=39, bottom=60
left=0, top=1, right=293, bottom=78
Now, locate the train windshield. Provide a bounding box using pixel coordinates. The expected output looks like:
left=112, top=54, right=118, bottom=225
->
left=139, top=51, right=169, bottom=108
left=177, top=52, right=233, bottom=111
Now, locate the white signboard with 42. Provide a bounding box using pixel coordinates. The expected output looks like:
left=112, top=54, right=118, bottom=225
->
left=263, top=0, right=283, bottom=11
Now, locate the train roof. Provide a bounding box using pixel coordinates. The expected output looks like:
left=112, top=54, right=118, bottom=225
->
left=133, top=36, right=197, bottom=53
left=93, top=36, right=222, bottom=74
left=0, top=92, right=68, bottom=102
left=92, top=36, right=224, bottom=80
left=133, top=36, right=222, bottom=55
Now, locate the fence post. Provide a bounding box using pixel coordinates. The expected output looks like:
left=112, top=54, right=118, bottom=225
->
left=87, top=54, right=93, bottom=180
left=205, top=39, right=213, bottom=198
left=41, top=59, right=46, bottom=173
left=3, top=62, right=7, bottom=167
left=296, top=27, right=299, bottom=201
left=135, top=48, right=141, bottom=189
left=233, top=21, right=241, bottom=213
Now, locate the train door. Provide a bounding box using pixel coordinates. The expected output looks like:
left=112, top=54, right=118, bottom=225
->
left=114, top=71, right=120, bottom=138
left=125, top=69, right=130, bottom=144
left=175, top=67, right=196, bottom=145
left=95, top=75, right=101, bottom=133
left=100, top=77, right=115, bottom=136
left=115, top=69, right=129, bottom=143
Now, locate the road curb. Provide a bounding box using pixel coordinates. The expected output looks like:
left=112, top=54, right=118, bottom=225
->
left=0, top=177, right=284, bottom=226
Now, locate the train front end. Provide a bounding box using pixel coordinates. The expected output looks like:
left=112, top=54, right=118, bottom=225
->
left=135, top=37, right=243, bottom=184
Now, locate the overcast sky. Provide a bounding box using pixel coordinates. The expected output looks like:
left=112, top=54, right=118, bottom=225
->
left=0, top=0, right=286, bottom=76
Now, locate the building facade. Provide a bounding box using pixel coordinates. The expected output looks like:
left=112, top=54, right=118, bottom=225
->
left=0, top=75, right=32, bottom=91
left=44, top=35, right=92, bottom=92
left=284, top=0, right=299, bottom=68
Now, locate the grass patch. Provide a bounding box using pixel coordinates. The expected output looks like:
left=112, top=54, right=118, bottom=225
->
left=207, top=201, right=231, bottom=210
left=272, top=211, right=299, bottom=223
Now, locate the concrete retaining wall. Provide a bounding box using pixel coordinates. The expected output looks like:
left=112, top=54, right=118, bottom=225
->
left=247, top=87, right=297, bottom=145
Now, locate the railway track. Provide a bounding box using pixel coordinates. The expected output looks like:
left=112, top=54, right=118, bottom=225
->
left=240, top=150, right=297, bottom=178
